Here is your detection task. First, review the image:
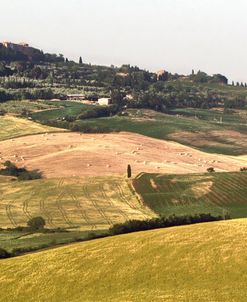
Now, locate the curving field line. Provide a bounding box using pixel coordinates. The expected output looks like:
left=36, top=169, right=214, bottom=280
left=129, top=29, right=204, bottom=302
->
left=39, top=194, right=55, bottom=228
left=6, top=203, right=17, bottom=227
left=83, top=185, right=113, bottom=226
left=98, top=184, right=129, bottom=221
left=55, top=179, right=74, bottom=227
left=22, top=196, right=32, bottom=220
left=114, top=181, right=149, bottom=218
left=66, top=186, right=96, bottom=229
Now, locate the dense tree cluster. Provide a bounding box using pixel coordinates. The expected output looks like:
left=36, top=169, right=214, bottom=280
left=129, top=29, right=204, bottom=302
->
left=0, top=44, right=247, bottom=113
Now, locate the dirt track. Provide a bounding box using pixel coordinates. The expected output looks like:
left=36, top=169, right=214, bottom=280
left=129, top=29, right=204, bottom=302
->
left=0, top=132, right=246, bottom=178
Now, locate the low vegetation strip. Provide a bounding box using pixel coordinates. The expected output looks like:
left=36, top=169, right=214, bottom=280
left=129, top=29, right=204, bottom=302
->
left=109, top=213, right=229, bottom=235
left=0, top=115, right=62, bottom=141
left=133, top=172, right=247, bottom=218
left=0, top=228, right=108, bottom=257
left=0, top=213, right=228, bottom=258
left=1, top=219, right=247, bottom=301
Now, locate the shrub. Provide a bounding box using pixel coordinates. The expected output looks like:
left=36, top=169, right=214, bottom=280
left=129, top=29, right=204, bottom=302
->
left=17, top=170, right=42, bottom=181
left=27, top=216, right=46, bottom=230
left=0, top=161, right=42, bottom=180
left=207, top=167, right=215, bottom=173
left=240, top=167, right=247, bottom=172
left=0, top=248, right=10, bottom=259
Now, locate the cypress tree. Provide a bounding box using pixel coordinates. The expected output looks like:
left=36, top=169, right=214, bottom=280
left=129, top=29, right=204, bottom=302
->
left=127, top=164, right=132, bottom=178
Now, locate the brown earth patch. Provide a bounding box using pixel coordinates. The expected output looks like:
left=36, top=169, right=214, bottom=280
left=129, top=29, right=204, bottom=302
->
left=168, top=130, right=247, bottom=149
left=0, top=132, right=245, bottom=178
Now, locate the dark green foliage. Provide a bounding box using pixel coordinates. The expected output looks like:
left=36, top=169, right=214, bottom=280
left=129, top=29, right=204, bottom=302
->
left=0, top=161, right=42, bottom=180
left=127, top=164, right=132, bottom=178
left=0, top=229, right=109, bottom=258
left=77, top=105, right=118, bottom=120
left=0, top=248, right=10, bottom=259
left=27, top=217, right=46, bottom=230
left=109, top=214, right=229, bottom=235
left=0, top=42, right=246, bottom=114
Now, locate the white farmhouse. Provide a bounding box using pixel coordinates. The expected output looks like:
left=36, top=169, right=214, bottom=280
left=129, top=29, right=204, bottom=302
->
left=98, top=98, right=112, bottom=106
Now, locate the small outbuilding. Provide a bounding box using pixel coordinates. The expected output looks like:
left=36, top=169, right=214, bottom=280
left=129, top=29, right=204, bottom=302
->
left=98, top=98, right=112, bottom=106
left=67, top=94, right=85, bottom=101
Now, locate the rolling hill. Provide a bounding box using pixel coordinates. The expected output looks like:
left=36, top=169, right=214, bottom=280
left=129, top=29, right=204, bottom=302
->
left=1, top=219, right=247, bottom=302
left=70, top=108, right=247, bottom=156
left=133, top=172, right=247, bottom=218
left=0, top=131, right=246, bottom=179
left=0, top=176, right=154, bottom=230
left=0, top=115, right=63, bottom=141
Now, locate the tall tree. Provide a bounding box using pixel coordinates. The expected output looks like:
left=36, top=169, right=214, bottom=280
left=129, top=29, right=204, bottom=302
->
left=79, top=56, right=83, bottom=64
left=127, top=164, right=132, bottom=178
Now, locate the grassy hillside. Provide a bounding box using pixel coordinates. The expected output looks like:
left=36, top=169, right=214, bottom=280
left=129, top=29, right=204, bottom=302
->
left=0, top=115, right=62, bottom=141
left=133, top=172, right=247, bottom=218
left=0, top=176, right=154, bottom=230
left=31, top=100, right=93, bottom=122
left=71, top=108, right=247, bottom=155
left=1, top=219, right=247, bottom=301
left=0, top=229, right=106, bottom=255
left=0, top=100, right=55, bottom=115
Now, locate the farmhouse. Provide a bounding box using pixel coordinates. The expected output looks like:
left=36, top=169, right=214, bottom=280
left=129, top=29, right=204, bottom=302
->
left=67, top=94, right=86, bottom=101
left=98, top=98, right=112, bottom=106
left=156, top=69, right=169, bottom=81
left=2, top=41, right=29, bottom=50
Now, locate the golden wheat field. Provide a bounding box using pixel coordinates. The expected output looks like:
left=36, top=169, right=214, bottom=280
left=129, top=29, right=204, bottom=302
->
left=0, top=115, right=63, bottom=141
left=0, top=176, right=155, bottom=230
left=1, top=219, right=247, bottom=302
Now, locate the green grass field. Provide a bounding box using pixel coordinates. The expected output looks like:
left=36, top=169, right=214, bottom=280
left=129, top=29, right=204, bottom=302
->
left=1, top=219, right=247, bottom=301
left=31, top=100, right=93, bottom=121
left=0, top=229, right=106, bottom=254
left=0, top=115, right=62, bottom=141
left=133, top=172, right=247, bottom=218
left=72, top=108, right=247, bottom=155
left=0, top=176, right=155, bottom=230
left=0, top=100, right=55, bottom=115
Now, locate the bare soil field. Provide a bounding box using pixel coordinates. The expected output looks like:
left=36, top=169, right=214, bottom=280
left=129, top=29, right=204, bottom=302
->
left=0, top=132, right=246, bottom=178
left=169, top=130, right=247, bottom=150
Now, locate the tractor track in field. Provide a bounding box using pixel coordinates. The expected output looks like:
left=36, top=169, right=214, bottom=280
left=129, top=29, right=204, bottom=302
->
left=1, top=188, right=19, bottom=227
left=6, top=203, right=17, bottom=227
left=83, top=185, right=113, bottom=226
left=55, top=179, right=74, bottom=227
left=208, top=187, right=234, bottom=205
left=25, top=183, right=55, bottom=228
left=115, top=181, right=150, bottom=219
left=99, top=184, right=129, bottom=222
left=216, top=181, right=246, bottom=202
left=67, top=186, right=96, bottom=229
left=39, top=194, right=55, bottom=228
left=23, top=196, right=32, bottom=220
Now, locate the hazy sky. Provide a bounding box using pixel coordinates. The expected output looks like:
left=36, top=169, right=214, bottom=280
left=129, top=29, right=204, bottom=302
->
left=1, top=0, right=247, bottom=82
